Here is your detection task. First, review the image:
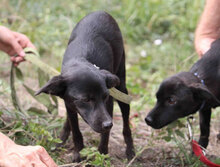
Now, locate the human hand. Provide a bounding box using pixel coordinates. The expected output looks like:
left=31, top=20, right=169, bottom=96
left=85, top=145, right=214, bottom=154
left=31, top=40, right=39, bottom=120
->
left=195, top=36, right=216, bottom=58
left=0, top=26, right=35, bottom=66
left=0, top=143, right=57, bottom=167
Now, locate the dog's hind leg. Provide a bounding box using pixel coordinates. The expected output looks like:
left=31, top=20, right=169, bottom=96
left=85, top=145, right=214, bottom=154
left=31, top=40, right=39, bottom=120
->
left=117, top=93, right=135, bottom=160
left=217, top=132, right=220, bottom=141
left=199, top=108, right=211, bottom=148
left=116, top=54, right=135, bottom=160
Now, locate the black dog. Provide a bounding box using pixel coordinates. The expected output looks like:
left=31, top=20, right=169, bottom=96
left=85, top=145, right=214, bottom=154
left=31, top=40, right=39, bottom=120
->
left=36, top=11, right=134, bottom=161
left=145, top=39, right=220, bottom=149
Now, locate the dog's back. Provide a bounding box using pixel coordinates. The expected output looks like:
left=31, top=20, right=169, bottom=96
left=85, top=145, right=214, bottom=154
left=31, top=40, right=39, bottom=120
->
left=62, top=11, right=124, bottom=73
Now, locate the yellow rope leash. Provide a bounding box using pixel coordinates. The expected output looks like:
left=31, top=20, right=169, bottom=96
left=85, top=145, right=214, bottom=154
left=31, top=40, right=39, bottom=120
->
left=23, top=47, right=132, bottom=104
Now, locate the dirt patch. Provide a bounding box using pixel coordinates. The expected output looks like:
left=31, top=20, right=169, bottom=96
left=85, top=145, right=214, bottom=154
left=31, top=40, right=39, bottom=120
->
left=1, top=76, right=219, bottom=167
left=58, top=104, right=220, bottom=167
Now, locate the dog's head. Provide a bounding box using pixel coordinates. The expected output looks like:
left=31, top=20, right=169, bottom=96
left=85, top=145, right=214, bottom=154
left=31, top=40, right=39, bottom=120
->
left=35, top=66, right=120, bottom=133
left=145, top=72, right=220, bottom=129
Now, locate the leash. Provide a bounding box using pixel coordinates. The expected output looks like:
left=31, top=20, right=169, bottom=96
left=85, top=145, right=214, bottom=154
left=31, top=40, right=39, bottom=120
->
left=187, top=116, right=220, bottom=167
left=14, top=47, right=132, bottom=104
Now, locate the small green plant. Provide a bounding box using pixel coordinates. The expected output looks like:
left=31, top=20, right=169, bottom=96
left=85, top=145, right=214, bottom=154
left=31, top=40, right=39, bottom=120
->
left=80, top=147, right=111, bottom=167
left=0, top=63, right=66, bottom=165
left=158, top=119, right=205, bottom=166
left=213, top=158, right=220, bottom=165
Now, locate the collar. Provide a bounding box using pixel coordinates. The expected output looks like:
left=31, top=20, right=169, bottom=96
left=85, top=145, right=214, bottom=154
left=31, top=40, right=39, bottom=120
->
left=193, top=72, right=206, bottom=111
left=193, top=72, right=205, bottom=85
left=93, top=64, right=100, bottom=69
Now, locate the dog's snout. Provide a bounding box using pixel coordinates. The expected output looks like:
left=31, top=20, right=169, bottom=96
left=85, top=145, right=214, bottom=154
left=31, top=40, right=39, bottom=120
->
left=102, top=121, right=113, bottom=130
left=145, top=116, right=153, bottom=125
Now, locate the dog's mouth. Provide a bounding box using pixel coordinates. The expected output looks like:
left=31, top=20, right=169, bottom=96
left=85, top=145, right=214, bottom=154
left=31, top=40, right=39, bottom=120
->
left=91, top=127, right=103, bottom=133
left=145, top=118, right=174, bottom=129
left=147, top=123, right=165, bottom=129
left=78, top=112, right=112, bottom=133
left=90, top=125, right=112, bottom=133
left=86, top=121, right=112, bottom=133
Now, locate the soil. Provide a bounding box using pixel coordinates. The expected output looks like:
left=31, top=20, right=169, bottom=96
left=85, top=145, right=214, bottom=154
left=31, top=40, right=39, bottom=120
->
left=0, top=73, right=219, bottom=167
left=58, top=100, right=220, bottom=167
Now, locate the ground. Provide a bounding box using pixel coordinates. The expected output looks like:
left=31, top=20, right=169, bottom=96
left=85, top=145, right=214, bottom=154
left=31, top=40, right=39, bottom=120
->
left=0, top=61, right=219, bottom=167
left=57, top=98, right=220, bottom=167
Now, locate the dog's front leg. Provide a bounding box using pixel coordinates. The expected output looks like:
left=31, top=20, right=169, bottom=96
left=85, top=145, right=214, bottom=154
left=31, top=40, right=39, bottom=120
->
left=98, top=131, right=110, bottom=154
left=98, top=97, right=113, bottom=154
left=199, top=108, right=211, bottom=148
left=56, top=118, right=71, bottom=148
left=65, top=102, right=84, bottom=162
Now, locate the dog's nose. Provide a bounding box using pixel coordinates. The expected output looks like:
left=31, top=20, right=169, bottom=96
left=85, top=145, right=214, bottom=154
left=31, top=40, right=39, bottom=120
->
left=145, top=116, right=153, bottom=125
left=102, top=121, right=113, bottom=130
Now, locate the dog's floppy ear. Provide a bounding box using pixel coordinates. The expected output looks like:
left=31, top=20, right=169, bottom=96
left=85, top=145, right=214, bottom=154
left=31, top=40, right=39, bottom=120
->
left=189, top=83, right=220, bottom=104
left=35, top=75, right=66, bottom=97
left=100, top=70, right=120, bottom=88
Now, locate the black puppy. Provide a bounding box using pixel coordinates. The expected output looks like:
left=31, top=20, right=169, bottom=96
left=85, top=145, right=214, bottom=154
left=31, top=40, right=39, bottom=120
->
left=36, top=11, right=134, bottom=161
left=146, top=39, right=220, bottom=149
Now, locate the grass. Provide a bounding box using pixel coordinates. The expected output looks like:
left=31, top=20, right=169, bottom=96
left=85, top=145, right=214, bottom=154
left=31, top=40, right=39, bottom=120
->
left=1, top=0, right=219, bottom=166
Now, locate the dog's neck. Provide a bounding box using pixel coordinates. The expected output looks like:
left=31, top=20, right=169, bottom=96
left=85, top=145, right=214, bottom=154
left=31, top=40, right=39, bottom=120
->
left=176, top=72, right=207, bottom=111
left=189, top=52, right=220, bottom=109
left=193, top=72, right=206, bottom=111
left=193, top=72, right=205, bottom=85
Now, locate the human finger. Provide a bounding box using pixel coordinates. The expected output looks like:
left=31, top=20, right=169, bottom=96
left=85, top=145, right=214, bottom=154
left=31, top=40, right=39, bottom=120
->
left=35, top=146, right=57, bottom=167
left=10, top=56, right=16, bottom=62
left=10, top=40, right=25, bottom=57
left=13, top=63, right=18, bottom=67
left=1, top=153, right=33, bottom=167
left=26, top=41, right=36, bottom=49
left=32, top=162, right=47, bottom=167
left=14, top=56, right=25, bottom=63
left=195, top=37, right=215, bottom=57
left=30, top=158, right=47, bottom=167
left=13, top=32, right=36, bottom=49
left=7, top=48, right=17, bottom=57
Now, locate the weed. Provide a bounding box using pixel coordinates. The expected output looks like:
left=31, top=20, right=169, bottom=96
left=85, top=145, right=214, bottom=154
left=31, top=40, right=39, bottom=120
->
left=80, top=147, right=111, bottom=167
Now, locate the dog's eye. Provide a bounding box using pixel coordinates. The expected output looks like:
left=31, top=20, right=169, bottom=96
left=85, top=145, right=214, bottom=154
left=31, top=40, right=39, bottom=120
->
left=82, top=96, right=95, bottom=102
left=81, top=97, right=90, bottom=102
left=167, top=97, right=177, bottom=105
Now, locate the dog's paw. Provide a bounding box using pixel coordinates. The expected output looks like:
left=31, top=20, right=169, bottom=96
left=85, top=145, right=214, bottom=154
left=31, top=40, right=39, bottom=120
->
left=126, top=149, right=135, bottom=160
left=217, top=133, right=220, bottom=141
left=198, top=137, right=208, bottom=149
left=53, top=142, right=65, bottom=152
left=55, top=142, right=64, bottom=149
left=98, top=146, right=108, bottom=155
left=72, top=151, right=82, bottom=162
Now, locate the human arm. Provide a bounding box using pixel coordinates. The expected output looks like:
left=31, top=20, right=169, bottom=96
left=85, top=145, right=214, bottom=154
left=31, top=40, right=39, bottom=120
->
left=194, top=0, right=220, bottom=57
left=0, top=132, right=57, bottom=167
left=0, top=26, right=35, bottom=66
